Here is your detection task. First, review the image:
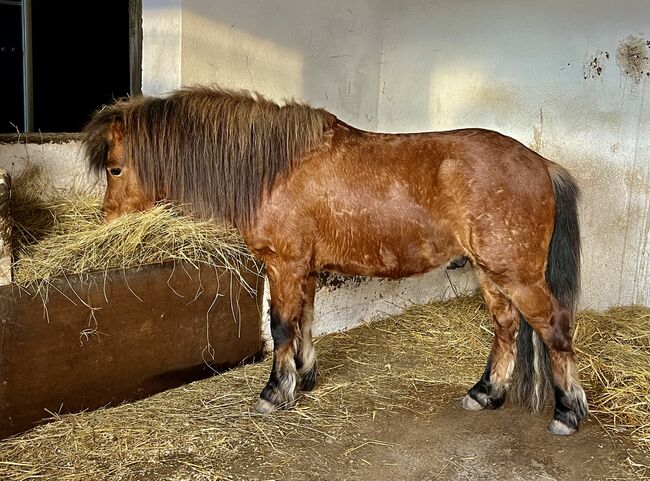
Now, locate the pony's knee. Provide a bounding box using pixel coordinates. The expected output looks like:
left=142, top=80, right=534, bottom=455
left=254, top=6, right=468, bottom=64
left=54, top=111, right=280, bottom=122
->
left=270, top=306, right=296, bottom=347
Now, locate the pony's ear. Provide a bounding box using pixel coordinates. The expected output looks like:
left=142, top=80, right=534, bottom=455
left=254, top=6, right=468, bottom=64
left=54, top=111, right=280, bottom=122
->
left=108, top=120, right=124, bottom=143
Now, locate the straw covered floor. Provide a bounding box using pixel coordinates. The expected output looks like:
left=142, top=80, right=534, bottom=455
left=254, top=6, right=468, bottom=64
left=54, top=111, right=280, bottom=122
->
left=0, top=295, right=649, bottom=480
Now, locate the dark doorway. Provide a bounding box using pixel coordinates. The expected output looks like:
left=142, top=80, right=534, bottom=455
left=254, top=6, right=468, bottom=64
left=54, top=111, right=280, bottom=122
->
left=31, top=0, right=131, bottom=132
left=0, top=0, right=139, bottom=134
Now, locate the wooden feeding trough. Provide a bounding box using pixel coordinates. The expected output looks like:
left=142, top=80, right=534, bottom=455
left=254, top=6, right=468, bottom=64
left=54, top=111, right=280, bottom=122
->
left=0, top=168, right=265, bottom=439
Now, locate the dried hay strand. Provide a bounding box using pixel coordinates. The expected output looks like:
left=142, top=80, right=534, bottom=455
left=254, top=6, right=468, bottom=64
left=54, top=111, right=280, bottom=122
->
left=9, top=165, right=259, bottom=292
left=574, top=306, right=650, bottom=449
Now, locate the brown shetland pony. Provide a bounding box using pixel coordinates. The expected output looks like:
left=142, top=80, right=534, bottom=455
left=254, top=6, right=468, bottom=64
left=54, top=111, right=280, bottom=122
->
left=83, top=86, right=588, bottom=435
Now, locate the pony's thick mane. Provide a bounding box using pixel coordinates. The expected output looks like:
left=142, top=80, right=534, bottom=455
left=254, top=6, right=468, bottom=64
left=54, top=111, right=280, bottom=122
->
left=82, top=85, right=336, bottom=225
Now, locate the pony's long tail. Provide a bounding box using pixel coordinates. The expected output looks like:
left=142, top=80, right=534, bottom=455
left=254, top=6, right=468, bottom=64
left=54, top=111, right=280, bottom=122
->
left=510, top=164, right=581, bottom=410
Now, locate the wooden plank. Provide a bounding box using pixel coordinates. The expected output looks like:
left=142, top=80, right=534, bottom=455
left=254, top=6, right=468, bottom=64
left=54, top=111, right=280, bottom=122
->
left=0, top=261, right=263, bottom=438
left=0, top=169, right=10, bottom=285
left=128, top=0, right=142, bottom=96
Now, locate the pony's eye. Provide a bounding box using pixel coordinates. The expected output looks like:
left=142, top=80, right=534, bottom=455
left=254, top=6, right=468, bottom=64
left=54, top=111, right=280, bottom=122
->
left=109, top=168, right=123, bottom=177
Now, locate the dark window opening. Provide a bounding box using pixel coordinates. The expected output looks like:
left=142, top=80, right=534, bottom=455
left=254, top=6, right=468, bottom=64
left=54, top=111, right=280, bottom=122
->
left=0, top=0, right=141, bottom=134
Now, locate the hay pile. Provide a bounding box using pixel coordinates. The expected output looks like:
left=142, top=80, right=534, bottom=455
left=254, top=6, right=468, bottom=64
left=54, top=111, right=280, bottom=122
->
left=9, top=166, right=258, bottom=291
left=575, top=307, right=650, bottom=447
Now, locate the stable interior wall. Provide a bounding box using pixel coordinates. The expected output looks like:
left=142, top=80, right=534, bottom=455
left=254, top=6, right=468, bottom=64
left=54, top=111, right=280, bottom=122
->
left=158, top=0, right=649, bottom=322
left=167, top=0, right=478, bottom=337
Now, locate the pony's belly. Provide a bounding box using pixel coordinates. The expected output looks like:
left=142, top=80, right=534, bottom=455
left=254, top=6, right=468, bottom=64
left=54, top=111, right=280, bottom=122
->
left=317, top=237, right=459, bottom=279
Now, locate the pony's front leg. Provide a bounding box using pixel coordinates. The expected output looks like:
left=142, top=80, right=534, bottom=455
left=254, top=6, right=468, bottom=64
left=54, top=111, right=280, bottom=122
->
left=255, top=267, right=307, bottom=413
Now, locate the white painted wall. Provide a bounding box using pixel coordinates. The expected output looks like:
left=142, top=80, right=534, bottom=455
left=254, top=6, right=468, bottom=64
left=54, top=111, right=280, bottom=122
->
left=0, top=141, right=98, bottom=191
left=175, top=0, right=477, bottom=338
left=141, top=0, right=182, bottom=96
left=179, top=0, right=383, bottom=130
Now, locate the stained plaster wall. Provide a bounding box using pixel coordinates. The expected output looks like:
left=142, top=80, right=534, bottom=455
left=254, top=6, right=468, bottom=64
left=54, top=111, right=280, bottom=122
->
left=170, top=0, right=650, bottom=336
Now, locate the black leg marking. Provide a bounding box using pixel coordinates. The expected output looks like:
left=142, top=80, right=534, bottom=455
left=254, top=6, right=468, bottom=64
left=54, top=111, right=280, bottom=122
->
left=270, top=307, right=293, bottom=346
left=299, top=363, right=318, bottom=391
left=549, top=386, right=587, bottom=435
left=465, top=358, right=506, bottom=410
left=257, top=355, right=298, bottom=411
left=256, top=307, right=298, bottom=413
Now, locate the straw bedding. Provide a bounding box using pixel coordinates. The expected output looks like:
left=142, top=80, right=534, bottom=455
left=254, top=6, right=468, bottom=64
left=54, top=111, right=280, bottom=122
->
left=0, top=296, right=491, bottom=481
left=0, top=167, right=649, bottom=480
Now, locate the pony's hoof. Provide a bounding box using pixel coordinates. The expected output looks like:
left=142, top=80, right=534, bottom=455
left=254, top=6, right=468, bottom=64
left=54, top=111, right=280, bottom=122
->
left=461, top=394, right=484, bottom=411
left=548, top=419, right=577, bottom=436
left=254, top=398, right=277, bottom=414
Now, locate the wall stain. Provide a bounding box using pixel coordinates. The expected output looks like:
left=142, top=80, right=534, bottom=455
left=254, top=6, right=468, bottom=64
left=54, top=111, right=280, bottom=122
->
left=582, top=50, right=610, bottom=79
left=616, top=34, right=650, bottom=83
left=529, top=108, right=544, bottom=153
left=317, top=272, right=365, bottom=291
left=624, top=167, right=650, bottom=193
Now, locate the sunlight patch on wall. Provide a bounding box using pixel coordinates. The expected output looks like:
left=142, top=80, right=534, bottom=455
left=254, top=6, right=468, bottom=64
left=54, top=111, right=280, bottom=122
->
left=142, top=1, right=182, bottom=96
left=181, top=11, right=303, bottom=102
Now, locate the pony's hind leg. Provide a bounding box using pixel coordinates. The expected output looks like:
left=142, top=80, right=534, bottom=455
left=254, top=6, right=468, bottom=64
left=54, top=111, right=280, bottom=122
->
left=295, top=275, right=318, bottom=391
left=255, top=263, right=307, bottom=413
left=462, top=270, right=519, bottom=411
left=510, top=284, right=588, bottom=435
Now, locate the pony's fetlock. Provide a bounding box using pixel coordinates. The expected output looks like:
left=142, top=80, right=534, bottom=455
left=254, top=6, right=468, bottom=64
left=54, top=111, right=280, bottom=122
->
left=465, top=380, right=506, bottom=410
left=257, top=368, right=298, bottom=412
left=463, top=359, right=507, bottom=411
left=299, top=363, right=318, bottom=391
left=549, top=384, right=588, bottom=435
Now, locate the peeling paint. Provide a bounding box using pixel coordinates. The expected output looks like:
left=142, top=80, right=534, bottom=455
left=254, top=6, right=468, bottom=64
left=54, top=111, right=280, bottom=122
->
left=317, top=272, right=365, bottom=290
left=582, top=50, right=610, bottom=80
left=616, top=34, right=650, bottom=83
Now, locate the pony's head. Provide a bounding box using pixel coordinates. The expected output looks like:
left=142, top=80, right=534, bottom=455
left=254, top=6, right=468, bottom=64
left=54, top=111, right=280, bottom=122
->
left=83, top=87, right=335, bottom=225
left=82, top=100, right=154, bottom=221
